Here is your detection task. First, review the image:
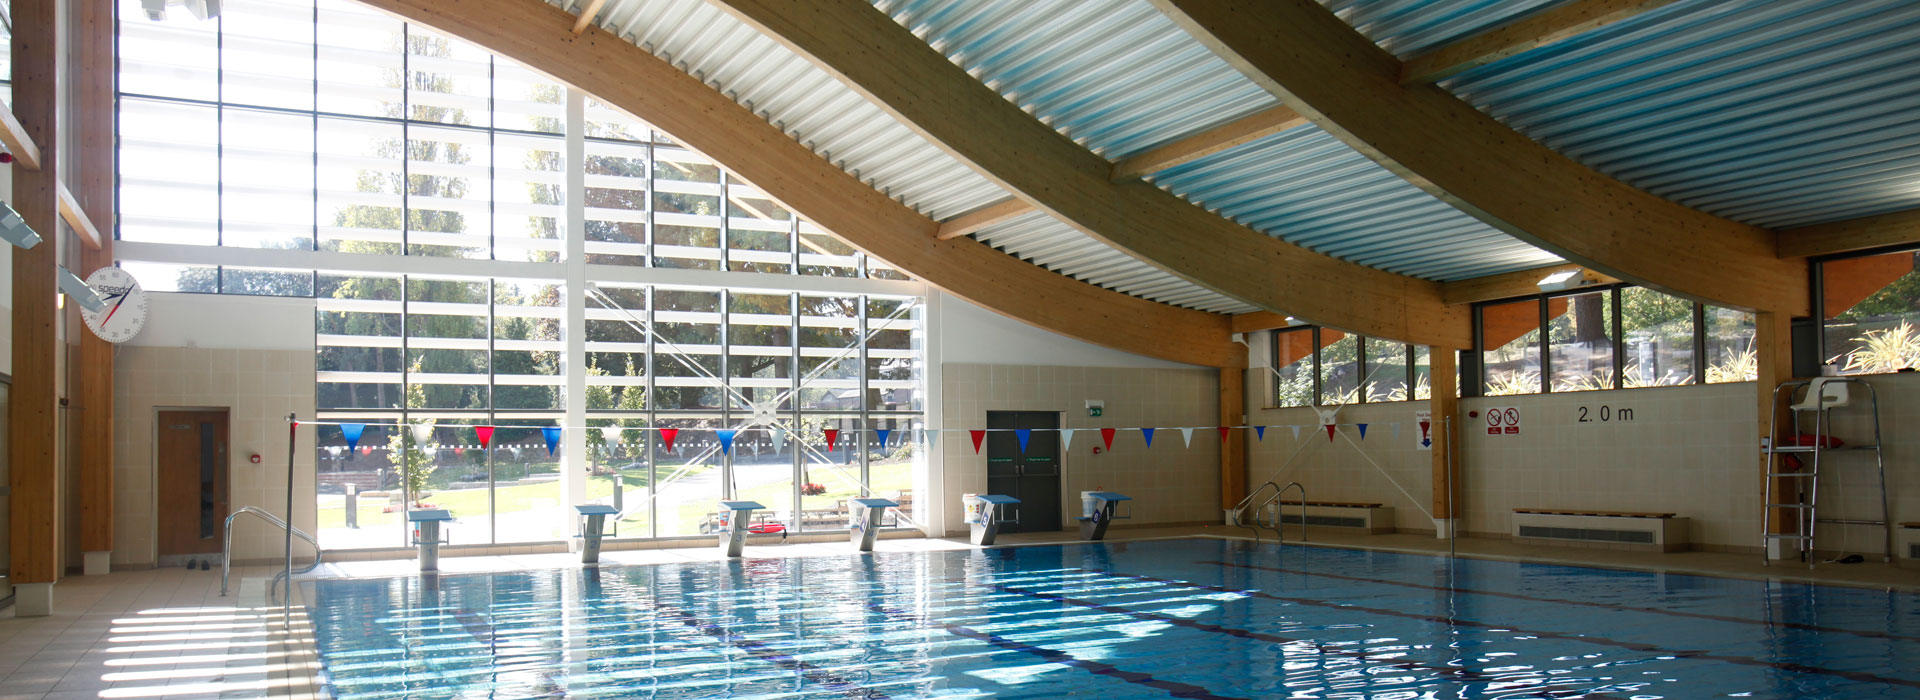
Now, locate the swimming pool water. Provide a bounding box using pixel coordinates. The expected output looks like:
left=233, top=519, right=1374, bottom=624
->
left=305, top=538, right=1920, bottom=699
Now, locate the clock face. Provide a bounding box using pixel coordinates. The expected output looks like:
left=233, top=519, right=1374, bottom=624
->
left=81, top=267, right=148, bottom=344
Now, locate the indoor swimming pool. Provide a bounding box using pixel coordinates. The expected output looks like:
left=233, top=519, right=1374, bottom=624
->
left=304, top=538, right=1920, bottom=699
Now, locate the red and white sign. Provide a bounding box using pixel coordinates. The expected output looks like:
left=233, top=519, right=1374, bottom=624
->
left=1486, top=406, right=1522, bottom=436
left=1414, top=410, right=1432, bottom=450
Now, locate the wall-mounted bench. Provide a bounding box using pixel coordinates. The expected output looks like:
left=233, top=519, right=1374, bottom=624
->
left=1512, top=508, right=1690, bottom=552
left=1264, top=501, right=1395, bottom=534
left=1900, top=522, right=1919, bottom=561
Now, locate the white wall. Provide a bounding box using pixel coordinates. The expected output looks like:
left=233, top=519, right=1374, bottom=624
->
left=129, top=292, right=316, bottom=350
left=933, top=290, right=1201, bottom=369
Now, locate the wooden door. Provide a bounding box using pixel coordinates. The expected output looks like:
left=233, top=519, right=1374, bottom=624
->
left=158, top=410, right=229, bottom=558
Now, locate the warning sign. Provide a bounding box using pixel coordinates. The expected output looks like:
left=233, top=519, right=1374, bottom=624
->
left=1485, top=406, right=1521, bottom=436
left=1414, top=410, right=1432, bottom=450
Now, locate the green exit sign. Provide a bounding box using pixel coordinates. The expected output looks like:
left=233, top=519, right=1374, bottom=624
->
left=1088, top=407, right=1102, bottom=417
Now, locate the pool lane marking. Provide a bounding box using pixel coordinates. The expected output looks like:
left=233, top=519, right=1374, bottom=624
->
left=863, top=601, right=1251, bottom=700
left=1202, top=559, right=1920, bottom=645
left=647, top=600, right=893, bottom=700
left=1100, top=567, right=1920, bottom=691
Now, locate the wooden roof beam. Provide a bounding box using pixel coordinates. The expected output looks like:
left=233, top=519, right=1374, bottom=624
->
left=0, top=97, right=43, bottom=170
left=364, top=0, right=1241, bottom=367
left=1152, top=0, right=1806, bottom=315
left=1400, top=0, right=1678, bottom=85
left=1442, top=264, right=1618, bottom=305
left=1109, top=105, right=1307, bottom=181
left=712, top=0, right=1469, bottom=348
left=1777, top=208, right=1920, bottom=259
left=57, top=183, right=103, bottom=251
left=570, top=0, right=606, bottom=35
left=936, top=197, right=1032, bottom=240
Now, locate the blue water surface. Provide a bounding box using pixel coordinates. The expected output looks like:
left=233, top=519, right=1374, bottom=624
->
left=305, top=538, right=1920, bottom=699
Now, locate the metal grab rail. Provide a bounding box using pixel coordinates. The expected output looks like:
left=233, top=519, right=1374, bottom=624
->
left=1275, top=481, right=1307, bottom=543
left=1231, top=481, right=1283, bottom=542
left=221, top=506, right=322, bottom=600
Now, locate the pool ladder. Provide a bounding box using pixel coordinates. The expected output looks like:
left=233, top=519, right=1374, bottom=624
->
left=1231, top=480, right=1307, bottom=544
left=220, top=506, right=323, bottom=602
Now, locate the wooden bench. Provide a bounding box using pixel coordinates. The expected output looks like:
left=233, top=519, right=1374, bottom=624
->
left=1259, top=500, right=1394, bottom=534
left=1512, top=508, right=1689, bottom=552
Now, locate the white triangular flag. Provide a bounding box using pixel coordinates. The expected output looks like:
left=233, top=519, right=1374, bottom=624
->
left=770, top=426, right=787, bottom=454
left=600, top=426, right=621, bottom=445
left=1059, top=428, right=1075, bottom=452
left=1392, top=423, right=1401, bottom=442
left=411, top=423, right=434, bottom=445
left=924, top=428, right=939, bottom=448
left=1290, top=425, right=1301, bottom=441
left=1179, top=427, right=1194, bottom=447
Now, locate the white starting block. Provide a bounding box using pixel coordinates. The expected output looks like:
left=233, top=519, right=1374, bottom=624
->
left=575, top=504, right=618, bottom=564
left=717, top=501, right=765, bottom=558
left=407, top=509, right=452, bottom=572
left=849, top=498, right=897, bottom=552
left=965, top=494, right=1020, bottom=546
left=1079, top=492, right=1132, bottom=541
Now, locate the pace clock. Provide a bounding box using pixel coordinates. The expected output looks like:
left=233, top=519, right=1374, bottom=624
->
left=80, top=267, right=148, bottom=344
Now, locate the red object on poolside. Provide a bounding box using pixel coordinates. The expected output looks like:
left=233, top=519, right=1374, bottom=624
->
left=1779, top=433, right=1845, bottom=471
left=748, top=522, right=786, bottom=534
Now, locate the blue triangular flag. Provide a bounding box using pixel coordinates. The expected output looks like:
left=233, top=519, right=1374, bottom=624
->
left=875, top=429, right=892, bottom=448
left=1255, top=426, right=1266, bottom=441
left=542, top=426, right=561, bottom=455
left=1141, top=427, right=1156, bottom=447
left=1015, top=428, right=1032, bottom=453
left=717, top=429, right=737, bottom=455
left=341, top=423, right=365, bottom=452
left=1358, top=423, right=1369, bottom=439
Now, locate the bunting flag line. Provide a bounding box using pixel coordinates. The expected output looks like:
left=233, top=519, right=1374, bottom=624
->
left=1141, top=427, right=1156, bottom=448
left=475, top=426, right=496, bottom=449
left=922, top=428, right=937, bottom=449
left=717, top=429, right=737, bottom=455
left=599, top=426, right=620, bottom=445
left=771, top=426, right=787, bottom=454
left=1179, top=427, right=1194, bottom=448
left=1255, top=426, right=1266, bottom=441
left=970, top=430, right=987, bottom=454
left=875, top=429, right=892, bottom=448
left=659, top=428, right=679, bottom=453
left=1218, top=426, right=1231, bottom=443
left=824, top=428, right=840, bottom=452
left=1101, top=428, right=1116, bottom=450
left=542, top=426, right=562, bottom=456
left=1060, top=429, right=1075, bottom=452
left=411, top=423, right=433, bottom=446
left=1325, top=424, right=1336, bottom=442
left=1291, top=425, right=1301, bottom=441
left=1358, top=423, right=1369, bottom=439
left=1015, top=428, right=1032, bottom=454
left=341, top=423, right=365, bottom=452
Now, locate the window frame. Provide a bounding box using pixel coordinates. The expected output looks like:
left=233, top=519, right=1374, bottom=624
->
left=1812, top=241, right=1920, bottom=377
left=1471, top=283, right=1756, bottom=395
left=1268, top=325, right=1421, bottom=408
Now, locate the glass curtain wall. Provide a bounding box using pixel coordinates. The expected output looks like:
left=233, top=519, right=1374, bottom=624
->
left=121, top=1, right=926, bottom=549
left=1478, top=285, right=1756, bottom=396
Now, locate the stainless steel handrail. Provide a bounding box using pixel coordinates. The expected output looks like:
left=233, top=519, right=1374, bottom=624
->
left=1232, top=481, right=1282, bottom=542
left=221, top=506, right=322, bottom=600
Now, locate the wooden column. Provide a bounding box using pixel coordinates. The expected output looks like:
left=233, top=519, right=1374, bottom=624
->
left=76, top=0, right=116, bottom=567
left=1430, top=347, right=1460, bottom=534
left=1219, top=365, right=1247, bottom=510
left=10, top=0, right=62, bottom=608
left=1754, top=311, right=1795, bottom=541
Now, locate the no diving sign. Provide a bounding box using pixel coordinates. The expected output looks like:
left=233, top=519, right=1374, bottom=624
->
left=1485, top=406, right=1521, bottom=436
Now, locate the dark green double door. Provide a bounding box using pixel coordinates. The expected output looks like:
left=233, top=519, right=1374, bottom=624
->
left=985, top=411, right=1061, bottom=533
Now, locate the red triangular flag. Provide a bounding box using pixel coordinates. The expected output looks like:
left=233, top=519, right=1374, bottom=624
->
left=475, top=426, right=495, bottom=448
left=1218, top=426, right=1231, bottom=442
left=1100, top=428, right=1116, bottom=450
left=659, top=428, right=679, bottom=452
left=969, top=430, right=986, bottom=454
left=824, top=428, right=840, bottom=452
left=1325, top=424, right=1337, bottom=442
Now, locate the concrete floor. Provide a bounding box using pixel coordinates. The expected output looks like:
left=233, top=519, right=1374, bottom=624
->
left=3, top=527, right=1914, bottom=700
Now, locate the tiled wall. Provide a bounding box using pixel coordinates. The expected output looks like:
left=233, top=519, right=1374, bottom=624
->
left=939, top=363, right=1223, bottom=534
left=1245, top=371, right=1920, bottom=552
left=111, top=346, right=317, bottom=567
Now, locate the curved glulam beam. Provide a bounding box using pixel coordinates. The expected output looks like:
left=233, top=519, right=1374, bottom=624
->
left=1152, top=0, right=1807, bottom=315
left=359, top=0, right=1240, bottom=367
left=710, top=0, right=1469, bottom=349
